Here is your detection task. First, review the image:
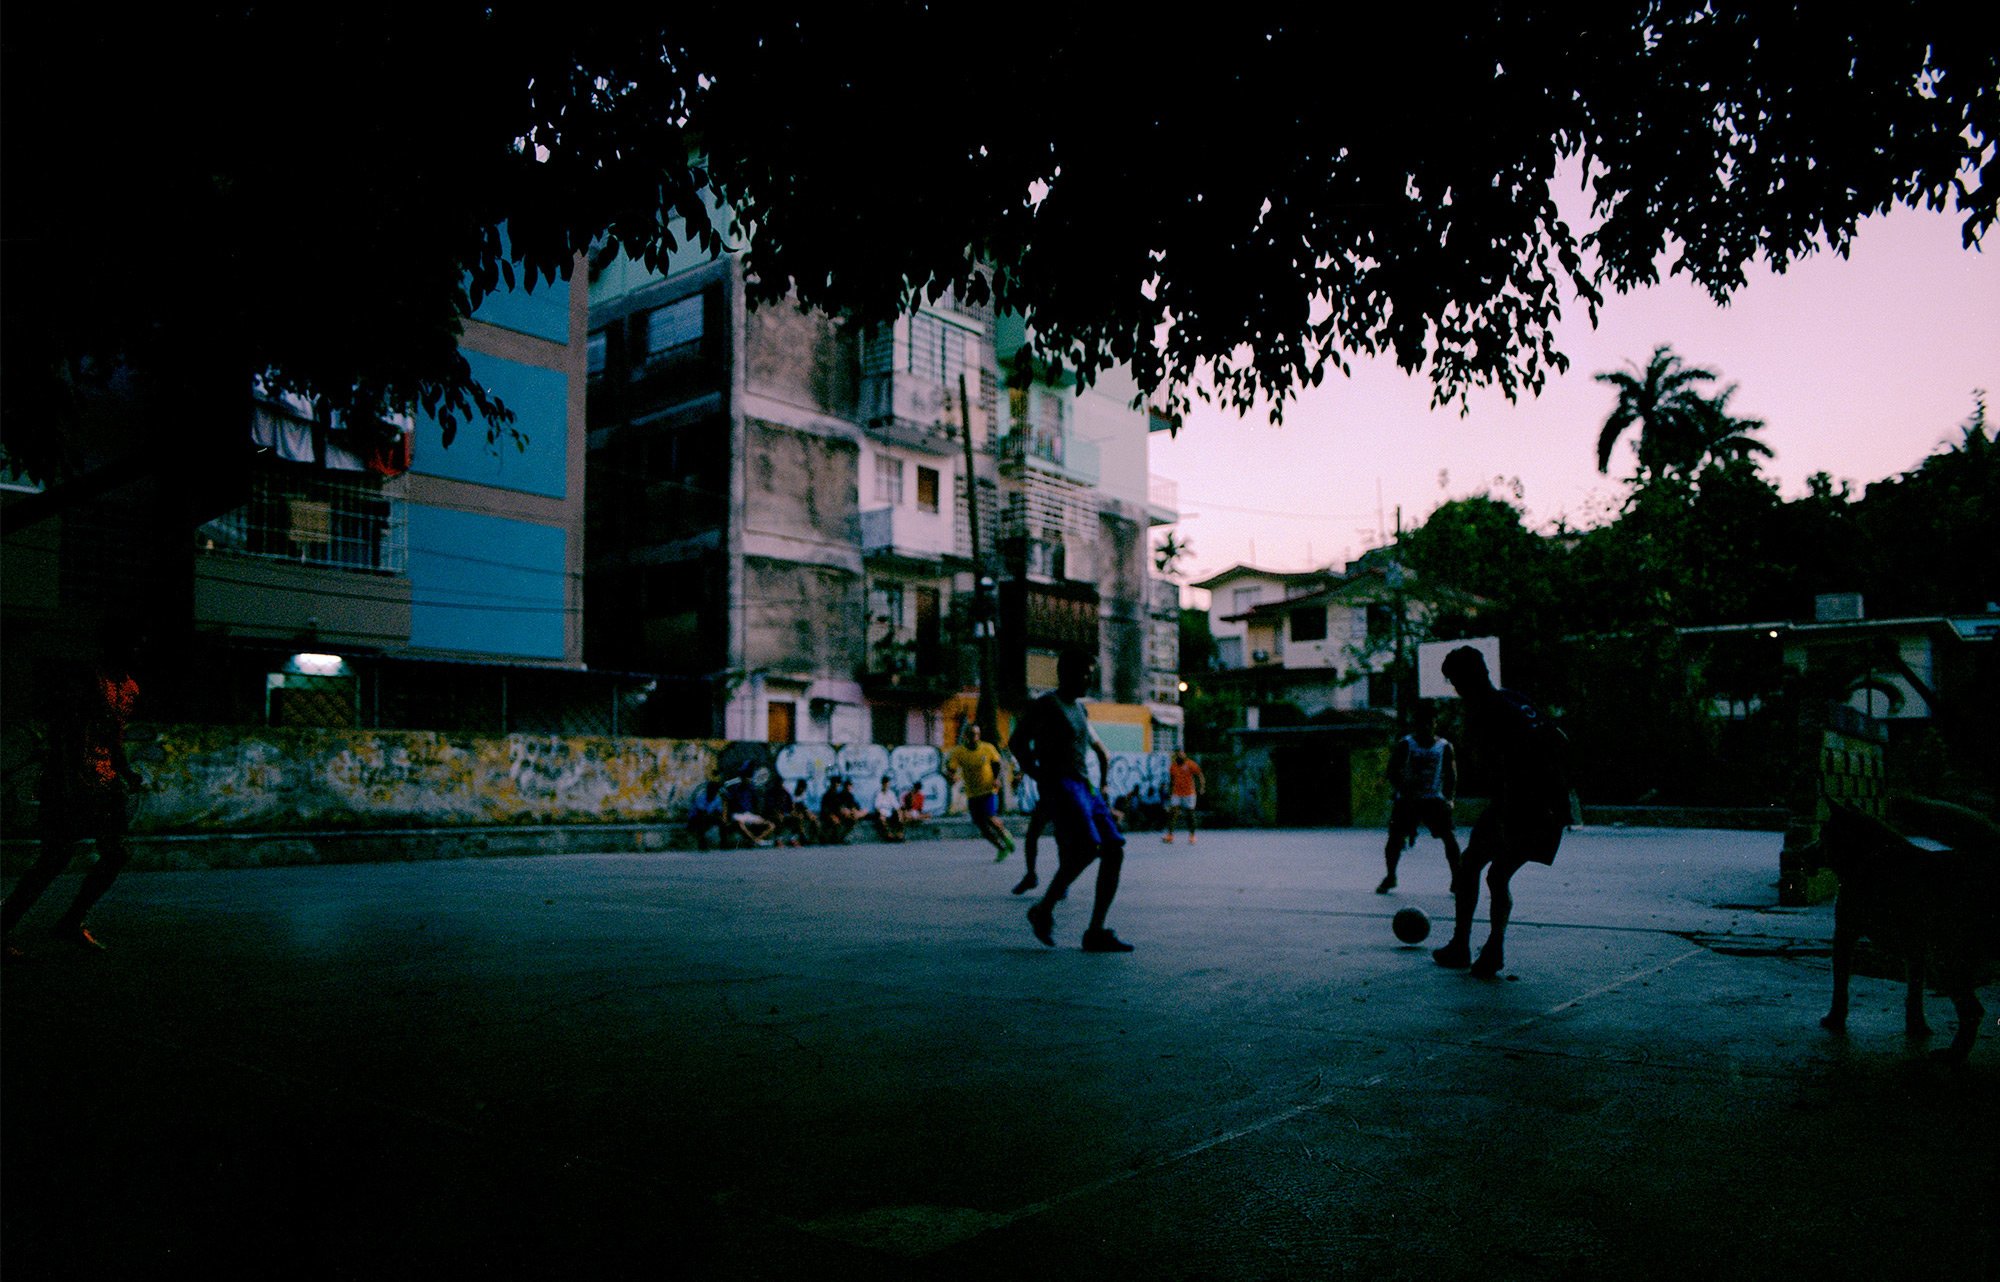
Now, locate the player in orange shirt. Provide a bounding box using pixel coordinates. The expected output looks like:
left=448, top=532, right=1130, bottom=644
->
left=1161, top=750, right=1204, bottom=844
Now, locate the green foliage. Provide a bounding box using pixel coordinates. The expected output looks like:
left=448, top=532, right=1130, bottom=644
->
left=1847, top=393, right=2000, bottom=615
left=1181, top=681, right=1246, bottom=753
left=1177, top=609, right=1220, bottom=676
left=4, top=6, right=1994, bottom=495
left=1594, top=345, right=1773, bottom=485
left=1407, top=391, right=1995, bottom=805
left=1398, top=493, right=1568, bottom=689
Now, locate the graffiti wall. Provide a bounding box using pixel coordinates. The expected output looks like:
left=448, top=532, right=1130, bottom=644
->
left=118, top=725, right=721, bottom=832
left=53, top=726, right=1182, bottom=835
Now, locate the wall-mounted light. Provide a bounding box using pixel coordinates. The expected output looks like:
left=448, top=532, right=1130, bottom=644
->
left=288, top=652, right=348, bottom=676
left=1177, top=680, right=1189, bottom=693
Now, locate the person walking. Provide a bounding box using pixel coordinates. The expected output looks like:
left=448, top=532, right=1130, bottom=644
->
left=1378, top=704, right=1461, bottom=893
left=1161, top=750, right=1205, bottom=844
left=1010, top=649, right=1133, bottom=953
left=3, top=641, right=146, bottom=955
left=946, top=721, right=1014, bottom=860
left=1431, top=647, right=1569, bottom=978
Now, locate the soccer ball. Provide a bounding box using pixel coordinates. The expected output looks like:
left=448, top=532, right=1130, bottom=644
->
left=1391, top=907, right=1431, bottom=944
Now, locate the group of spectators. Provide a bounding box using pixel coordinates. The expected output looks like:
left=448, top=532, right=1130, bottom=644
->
left=686, top=766, right=931, bottom=849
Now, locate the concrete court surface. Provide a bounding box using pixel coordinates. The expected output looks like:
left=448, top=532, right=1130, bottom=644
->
left=3, top=826, right=1993, bottom=1281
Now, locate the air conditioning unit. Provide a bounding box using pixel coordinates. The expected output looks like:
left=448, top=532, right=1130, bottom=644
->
left=1252, top=649, right=1271, bottom=664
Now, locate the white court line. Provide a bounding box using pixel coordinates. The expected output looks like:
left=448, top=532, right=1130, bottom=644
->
left=970, top=944, right=1715, bottom=1246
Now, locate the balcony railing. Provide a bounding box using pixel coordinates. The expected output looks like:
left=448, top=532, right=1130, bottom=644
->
left=996, top=429, right=1099, bottom=487
left=1148, top=473, right=1179, bottom=514
left=860, top=638, right=968, bottom=697
left=860, top=506, right=955, bottom=562
left=198, top=468, right=406, bottom=574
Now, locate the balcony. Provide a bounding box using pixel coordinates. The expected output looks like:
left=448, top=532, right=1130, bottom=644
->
left=996, top=429, right=1099, bottom=487
left=860, top=506, right=957, bottom=566
left=859, top=638, right=969, bottom=700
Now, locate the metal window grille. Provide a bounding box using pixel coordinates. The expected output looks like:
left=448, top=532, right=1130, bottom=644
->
left=907, top=312, right=972, bottom=390
left=860, top=323, right=897, bottom=376
left=198, top=468, right=407, bottom=574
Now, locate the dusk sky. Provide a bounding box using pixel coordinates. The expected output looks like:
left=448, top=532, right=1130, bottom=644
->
left=1153, top=189, right=2000, bottom=601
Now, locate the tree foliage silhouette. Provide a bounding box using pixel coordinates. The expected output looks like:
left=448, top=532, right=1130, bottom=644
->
left=4, top=5, right=1993, bottom=509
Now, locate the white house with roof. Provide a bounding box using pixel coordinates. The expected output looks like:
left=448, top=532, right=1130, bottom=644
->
left=1191, top=564, right=1331, bottom=670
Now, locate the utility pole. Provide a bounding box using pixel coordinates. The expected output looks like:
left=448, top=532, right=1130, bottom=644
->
left=959, top=372, right=1000, bottom=744
left=1390, top=504, right=1407, bottom=732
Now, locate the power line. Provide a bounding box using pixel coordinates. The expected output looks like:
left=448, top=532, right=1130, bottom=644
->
left=1178, top=497, right=1376, bottom=522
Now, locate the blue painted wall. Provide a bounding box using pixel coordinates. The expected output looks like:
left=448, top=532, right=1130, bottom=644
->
left=472, top=273, right=570, bottom=344
left=469, top=226, right=572, bottom=343
left=414, top=351, right=569, bottom=498
left=408, top=506, right=568, bottom=659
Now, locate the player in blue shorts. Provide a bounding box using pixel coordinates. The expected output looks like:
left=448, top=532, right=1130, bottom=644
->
left=1008, top=648, right=1133, bottom=953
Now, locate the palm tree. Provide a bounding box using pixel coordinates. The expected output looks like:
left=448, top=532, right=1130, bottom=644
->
left=1154, top=531, right=1193, bottom=578
left=1593, top=345, right=1718, bottom=478
left=1684, top=382, right=1773, bottom=474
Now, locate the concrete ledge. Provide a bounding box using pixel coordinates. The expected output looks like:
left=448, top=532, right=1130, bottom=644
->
left=2, top=814, right=1024, bottom=875
left=5, top=806, right=1792, bottom=876
left=1579, top=805, right=1789, bottom=831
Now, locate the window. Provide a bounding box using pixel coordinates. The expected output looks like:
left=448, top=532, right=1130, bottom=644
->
left=1290, top=606, right=1328, bottom=642
left=199, top=466, right=405, bottom=574
left=1232, top=586, right=1265, bottom=615
left=915, top=466, right=940, bottom=513
left=1017, top=387, right=1069, bottom=463
left=1366, top=603, right=1395, bottom=643
left=907, top=312, right=972, bottom=391
left=586, top=330, right=607, bottom=380
left=871, top=582, right=906, bottom=630
left=875, top=455, right=905, bottom=505
left=1028, top=528, right=1067, bottom=580
left=643, top=295, right=705, bottom=361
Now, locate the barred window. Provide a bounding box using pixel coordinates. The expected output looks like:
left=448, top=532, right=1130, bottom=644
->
left=199, top=466, right=406, bottom=574
left=907, top=312, right=973, bottom=391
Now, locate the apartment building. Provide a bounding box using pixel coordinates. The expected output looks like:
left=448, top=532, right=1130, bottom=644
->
left=2, top=244, right=592, bottom=734
left=586, top=252, right=1183, bottom=748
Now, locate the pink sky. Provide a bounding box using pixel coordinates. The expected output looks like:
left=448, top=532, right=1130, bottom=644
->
left=1153, top=201, right=2000, bottom=601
